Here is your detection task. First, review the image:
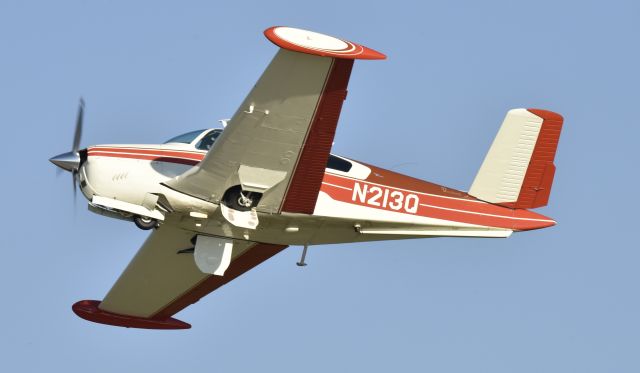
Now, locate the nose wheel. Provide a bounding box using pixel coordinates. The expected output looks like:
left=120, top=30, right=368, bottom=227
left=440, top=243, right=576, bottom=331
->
left=133, top=215, right=158, bottom=230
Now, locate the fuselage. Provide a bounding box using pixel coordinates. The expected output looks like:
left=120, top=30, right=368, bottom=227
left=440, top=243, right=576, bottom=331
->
left=78, top=129, right=555, bottom=246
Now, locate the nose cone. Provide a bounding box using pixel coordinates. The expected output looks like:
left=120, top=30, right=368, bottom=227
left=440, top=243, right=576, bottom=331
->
left=49, top=151, right=80, bottom=172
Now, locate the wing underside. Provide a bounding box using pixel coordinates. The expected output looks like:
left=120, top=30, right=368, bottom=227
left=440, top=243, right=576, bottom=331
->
left=73, top=222, right=287, bottom=329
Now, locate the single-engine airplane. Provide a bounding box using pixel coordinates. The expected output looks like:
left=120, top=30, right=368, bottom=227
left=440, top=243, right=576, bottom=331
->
left=50, top=26, right=563, bottom=329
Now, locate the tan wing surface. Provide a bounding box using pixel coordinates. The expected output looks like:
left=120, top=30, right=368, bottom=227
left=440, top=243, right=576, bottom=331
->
left=72, top=221, right=287, bottom=329
left=165, top=49, right=353, bottom=214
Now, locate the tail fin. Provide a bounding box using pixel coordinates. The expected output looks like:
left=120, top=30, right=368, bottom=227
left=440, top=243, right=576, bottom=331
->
left=469, top=108, right=563, bottom=209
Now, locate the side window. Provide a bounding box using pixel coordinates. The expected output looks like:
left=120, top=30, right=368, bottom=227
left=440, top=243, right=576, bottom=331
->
left=196, top=130, right=222, bottom=151
left=326, top=154, right=352, bottom=172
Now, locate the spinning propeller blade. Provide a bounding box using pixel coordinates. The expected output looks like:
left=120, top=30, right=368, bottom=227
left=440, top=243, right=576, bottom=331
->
left=50, top=98, right=85, bottom=203
left=73, top=98, right=84, bottom=153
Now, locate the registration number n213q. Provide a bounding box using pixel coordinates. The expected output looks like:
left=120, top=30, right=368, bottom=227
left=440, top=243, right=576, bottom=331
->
left=351, top=182, right=419, bottom=214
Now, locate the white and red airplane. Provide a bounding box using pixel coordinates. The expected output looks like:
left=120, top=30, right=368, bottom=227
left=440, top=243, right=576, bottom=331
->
left=50, top=26, right=563, bottom=330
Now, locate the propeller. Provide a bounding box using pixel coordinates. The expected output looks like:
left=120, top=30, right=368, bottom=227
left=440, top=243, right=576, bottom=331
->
left=50, top=98, right=85, bottom=201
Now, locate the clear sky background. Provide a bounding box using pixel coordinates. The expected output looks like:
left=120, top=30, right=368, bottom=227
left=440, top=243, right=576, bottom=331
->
left=1, top=0, right=638, bottom=372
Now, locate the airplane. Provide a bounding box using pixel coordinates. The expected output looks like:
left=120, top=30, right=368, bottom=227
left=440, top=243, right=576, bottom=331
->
left=50, top=26, right=563, bottom=330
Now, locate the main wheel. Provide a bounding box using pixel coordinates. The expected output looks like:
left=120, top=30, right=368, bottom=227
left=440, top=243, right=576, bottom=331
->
left=133, top=215, right=157, bottom=230
left=221, top=185, right=262, bottom=211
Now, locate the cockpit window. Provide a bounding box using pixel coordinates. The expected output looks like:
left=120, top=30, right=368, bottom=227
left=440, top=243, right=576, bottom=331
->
left=327, top=154, right=352, bottom=172
left=195, top=129, right=223, bottom=150
left=164, top=129, right=206, bottom=144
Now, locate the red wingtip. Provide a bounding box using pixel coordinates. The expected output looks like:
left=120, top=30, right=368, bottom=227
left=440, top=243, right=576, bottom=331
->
left=264, top=26, right=386, bottom=60
left=72, top=300, right=191, bottom=330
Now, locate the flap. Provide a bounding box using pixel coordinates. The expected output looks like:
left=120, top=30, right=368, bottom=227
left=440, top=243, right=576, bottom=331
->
left=194, top=235, right=233, bottom=276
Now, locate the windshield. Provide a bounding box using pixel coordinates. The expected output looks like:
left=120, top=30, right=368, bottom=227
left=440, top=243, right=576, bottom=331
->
left=164, top=129, right=206, bottom=144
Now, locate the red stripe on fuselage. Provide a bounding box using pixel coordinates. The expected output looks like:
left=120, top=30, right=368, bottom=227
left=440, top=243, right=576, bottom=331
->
left=89, top=146, right=205, bottom=159
left=88, top=147, right=205, bottom=166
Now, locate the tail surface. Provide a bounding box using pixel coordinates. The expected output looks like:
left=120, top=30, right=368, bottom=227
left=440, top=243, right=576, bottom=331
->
left=469, top=108, right=563, bottom=209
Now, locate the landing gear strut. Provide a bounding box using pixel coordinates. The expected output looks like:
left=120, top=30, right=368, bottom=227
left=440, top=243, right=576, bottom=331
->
left=296, top=245, right=309, bottom=267
left=237, top=191, right=253, bottom=209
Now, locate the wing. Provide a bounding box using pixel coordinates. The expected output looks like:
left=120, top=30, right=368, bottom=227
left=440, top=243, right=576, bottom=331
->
left=165, top=26, right=385, bottom=215
left=72, top=221, right=287, bottom=329
left=72, top=27, right=384, bottom=329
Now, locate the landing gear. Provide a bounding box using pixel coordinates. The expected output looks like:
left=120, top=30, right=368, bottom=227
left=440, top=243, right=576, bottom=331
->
left=133, top=215, right=157, bottom=230
left=237, top=192, right=253, bottom=209
left=296, top=245, right=309, bottom=267
left=222, top=185, right=262, bottom=211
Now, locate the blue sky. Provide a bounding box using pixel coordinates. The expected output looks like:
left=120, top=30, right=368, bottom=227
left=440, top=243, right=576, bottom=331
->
left=1, top=0, right=639, bottom=372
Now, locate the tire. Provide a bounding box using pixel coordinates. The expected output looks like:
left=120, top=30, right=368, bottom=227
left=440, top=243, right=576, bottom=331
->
left=222, top=185, right=261, bottom=212
left=133, top=215, right=157, bottom=230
